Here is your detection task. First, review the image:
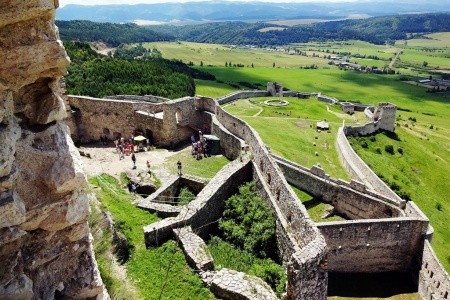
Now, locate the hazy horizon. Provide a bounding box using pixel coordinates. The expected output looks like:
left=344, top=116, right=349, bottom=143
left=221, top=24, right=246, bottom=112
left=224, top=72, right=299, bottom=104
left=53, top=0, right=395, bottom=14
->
left=60, top=0, right=369, bottom=7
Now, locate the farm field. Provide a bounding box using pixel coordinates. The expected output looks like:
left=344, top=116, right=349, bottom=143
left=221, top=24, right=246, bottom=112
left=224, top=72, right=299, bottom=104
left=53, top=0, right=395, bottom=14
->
left=394, top=32, right=450, bottom=70
left=396, top=32, right=450, bottom=49
left=143, top=41, right=330, bottom=68
left=292, top=40, right=398, bottom=61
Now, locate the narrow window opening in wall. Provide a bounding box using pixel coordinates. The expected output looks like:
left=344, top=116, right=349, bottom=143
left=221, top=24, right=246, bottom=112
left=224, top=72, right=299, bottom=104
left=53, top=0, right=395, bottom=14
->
left=430, top=271, right=434, bottom=278
left=276, top=190, right=281, bottom=201
left=267, top=173, right=271, bottom=184
left=260, top=161, right=264, bottom=172
left=287, top=214, right=292, bottom=224
left=443, top=291, right=448, bottom=299
left=425, top=263, right=428, bottom=269
left=436, top=281, right=440, bottom=288
left=233, top=122, right=236, bottom=127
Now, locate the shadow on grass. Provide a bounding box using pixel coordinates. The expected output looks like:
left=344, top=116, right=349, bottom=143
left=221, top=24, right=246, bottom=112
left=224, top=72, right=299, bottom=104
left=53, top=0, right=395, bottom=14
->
left=382, top=130, right=402, bottom=141
left=302, top=197, right=322, bottom=210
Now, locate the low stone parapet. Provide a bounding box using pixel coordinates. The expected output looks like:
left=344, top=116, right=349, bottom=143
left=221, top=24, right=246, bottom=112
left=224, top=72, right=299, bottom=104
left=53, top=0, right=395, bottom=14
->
left=137, top=201, right=181, bottom=218
left=173, top=226, right=214, bottom=272
left=209, top=268, right=278, bottom=300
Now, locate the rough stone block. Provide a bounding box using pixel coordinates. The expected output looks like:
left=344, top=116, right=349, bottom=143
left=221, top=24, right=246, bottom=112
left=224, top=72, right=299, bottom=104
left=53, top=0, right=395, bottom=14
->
left=0, top=192, right=26, bottom=229
left=173, top=226, right=214, bottom=272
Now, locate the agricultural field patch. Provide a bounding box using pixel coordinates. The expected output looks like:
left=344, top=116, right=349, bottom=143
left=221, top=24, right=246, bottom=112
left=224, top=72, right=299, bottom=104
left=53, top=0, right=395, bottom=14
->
left=142, top=41, right=330, bottom=68
left=396, top=32, right=450, bottom=49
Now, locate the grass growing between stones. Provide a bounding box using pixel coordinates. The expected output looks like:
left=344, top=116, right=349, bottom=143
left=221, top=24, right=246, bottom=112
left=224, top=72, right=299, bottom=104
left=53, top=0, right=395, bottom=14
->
left=208, top=236, right=287, bottom=297
left=163, top=147, right=230, bottom=179
left=290, top=185, right=346, bottom=223
left=89, top=174, right=216, bottom=299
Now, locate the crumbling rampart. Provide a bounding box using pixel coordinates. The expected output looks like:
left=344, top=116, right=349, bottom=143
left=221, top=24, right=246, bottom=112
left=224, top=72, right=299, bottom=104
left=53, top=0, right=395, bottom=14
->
left=0, top=2, right=105, bottom=299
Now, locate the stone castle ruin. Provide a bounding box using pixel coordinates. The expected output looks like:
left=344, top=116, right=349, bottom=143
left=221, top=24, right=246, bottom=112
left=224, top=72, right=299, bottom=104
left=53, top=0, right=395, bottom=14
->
left=65, top=87, right=448, bottom=299
left=0, top=3, right=448, bottom=299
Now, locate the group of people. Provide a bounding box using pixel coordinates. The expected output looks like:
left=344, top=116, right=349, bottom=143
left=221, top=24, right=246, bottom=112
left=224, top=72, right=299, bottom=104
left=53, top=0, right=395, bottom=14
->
left=114, top=136, right=135, bottom=160
left=191, top=131, right=209, bottom=160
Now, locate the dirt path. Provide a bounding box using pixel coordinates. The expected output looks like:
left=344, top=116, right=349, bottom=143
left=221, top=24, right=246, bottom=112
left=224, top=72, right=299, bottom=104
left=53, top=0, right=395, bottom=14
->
left=79, top=143, right=186, bottom=183
left=389, top=49, right=402, bottom=69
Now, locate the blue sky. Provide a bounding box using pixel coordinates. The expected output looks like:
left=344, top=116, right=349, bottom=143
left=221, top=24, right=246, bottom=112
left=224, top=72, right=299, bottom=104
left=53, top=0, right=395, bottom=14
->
left=60, top=0, right=357, bottom=6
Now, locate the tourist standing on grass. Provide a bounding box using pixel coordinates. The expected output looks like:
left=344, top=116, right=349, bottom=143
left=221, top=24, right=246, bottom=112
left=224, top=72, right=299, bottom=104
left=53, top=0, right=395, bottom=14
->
left=131, top=152, right=136, bottom=169
left=177, top=160, right=182, bottom=176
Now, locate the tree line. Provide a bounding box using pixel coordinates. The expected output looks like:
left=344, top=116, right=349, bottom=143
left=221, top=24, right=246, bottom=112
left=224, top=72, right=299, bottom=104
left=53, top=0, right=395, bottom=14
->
left=64, top=41, right=214, bottom=99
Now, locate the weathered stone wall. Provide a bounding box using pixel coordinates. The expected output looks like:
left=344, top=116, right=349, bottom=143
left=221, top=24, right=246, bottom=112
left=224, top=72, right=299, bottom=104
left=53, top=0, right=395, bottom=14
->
left=317, top=218, right=428, bottom=273
left=336, top=127, right=404, bottom=203
left=418, top=241, right=450, bottom=300
left=276, top=158, right=403, bottom=219
left=144, top=159, right=253, bottom=246
left=0, top=2, right=104, bottom=299
left=318, top=94, right=338, bottom=104
left=216, top=90, right=268, bottom=105
left=68, top=95, right=165, bottom=143
left=67, top=95, right=213, bottom=147
left=210, top=113, right=244, bottom=160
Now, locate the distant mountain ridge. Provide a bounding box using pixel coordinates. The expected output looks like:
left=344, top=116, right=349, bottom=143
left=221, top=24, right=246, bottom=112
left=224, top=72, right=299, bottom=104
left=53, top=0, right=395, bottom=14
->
left=56, top=1, right=450, bottom=24
left=57, top=13, right=450, bottom=46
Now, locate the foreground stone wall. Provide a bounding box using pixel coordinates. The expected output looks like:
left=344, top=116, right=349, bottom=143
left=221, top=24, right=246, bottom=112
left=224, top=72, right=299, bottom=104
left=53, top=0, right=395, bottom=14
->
left=317, top=218, right=428, bottom=273
left=0, top=2, right=104, bottom=299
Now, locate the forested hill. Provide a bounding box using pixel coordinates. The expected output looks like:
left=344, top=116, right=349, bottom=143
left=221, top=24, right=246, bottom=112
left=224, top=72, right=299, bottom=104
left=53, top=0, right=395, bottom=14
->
left=57, top=20, right=172, bottom=46
left=64, top=41, right=209, bottom=98
left=151, top=13, right=450, bottom=45
left=57, top=12, right=450, bottom=46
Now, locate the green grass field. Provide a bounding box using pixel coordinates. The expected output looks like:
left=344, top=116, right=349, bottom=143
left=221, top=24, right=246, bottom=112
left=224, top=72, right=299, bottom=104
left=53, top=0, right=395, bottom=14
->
left=293, top=40, right=398, bottom=61
left=223, top=97, right=353, bottom=180
left=143, top=41, right=331, bottom=68
left=394, top=32, right=450, bottom=70
left=349, top=124, right=450, bottom=272
left=396, top=32, right=450, bottom=49
left=163, top=147, right=230, bottom=179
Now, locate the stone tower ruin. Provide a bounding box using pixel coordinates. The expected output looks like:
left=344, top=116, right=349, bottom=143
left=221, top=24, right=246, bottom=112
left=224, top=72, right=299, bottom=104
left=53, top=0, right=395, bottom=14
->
left=373, top=102, right=397, bottom=132
left=267, top=82, right=283, bottom=97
